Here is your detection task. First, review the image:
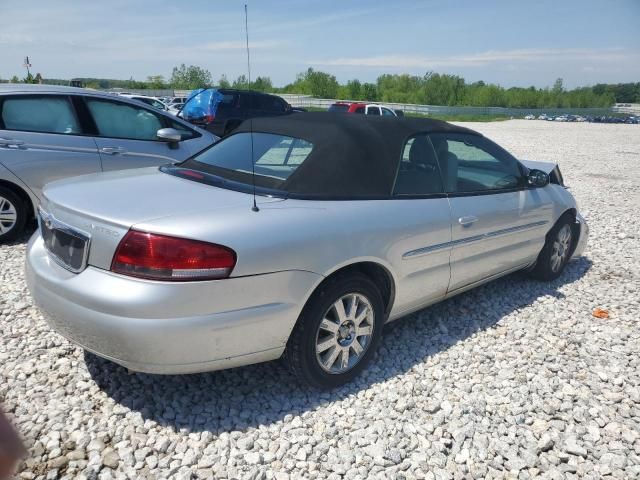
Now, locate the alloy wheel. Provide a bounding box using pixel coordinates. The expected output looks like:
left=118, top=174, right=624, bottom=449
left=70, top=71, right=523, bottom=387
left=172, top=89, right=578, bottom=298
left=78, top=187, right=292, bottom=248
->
left=550, top=224, right=572, bottom=273
left=315, top=293, right=375, bottom=374
left=0, top=196, right=18, bottom=235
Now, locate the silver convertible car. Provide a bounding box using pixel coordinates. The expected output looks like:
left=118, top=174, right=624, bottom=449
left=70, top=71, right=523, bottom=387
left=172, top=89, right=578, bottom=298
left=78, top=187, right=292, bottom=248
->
left=26, top=114, right=588, bottom=388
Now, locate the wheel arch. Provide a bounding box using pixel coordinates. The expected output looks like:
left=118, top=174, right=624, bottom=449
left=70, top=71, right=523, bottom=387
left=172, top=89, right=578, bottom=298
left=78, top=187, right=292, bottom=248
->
left=313, top=260, right=396, bottom=319
left=550, top=208, right=578, bottom=243
left=0, top=179, right=35, bottom=220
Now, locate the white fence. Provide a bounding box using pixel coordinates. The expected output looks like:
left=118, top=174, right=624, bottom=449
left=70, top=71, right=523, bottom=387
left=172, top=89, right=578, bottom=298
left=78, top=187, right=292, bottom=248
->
left=278, top=94, right=617, bottom=117
left=614, top=103, right=640, bottom=114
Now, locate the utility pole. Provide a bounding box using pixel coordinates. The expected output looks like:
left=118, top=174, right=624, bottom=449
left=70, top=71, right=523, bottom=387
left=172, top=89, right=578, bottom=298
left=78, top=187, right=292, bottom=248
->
left=23, top=56, right=32, bottom=77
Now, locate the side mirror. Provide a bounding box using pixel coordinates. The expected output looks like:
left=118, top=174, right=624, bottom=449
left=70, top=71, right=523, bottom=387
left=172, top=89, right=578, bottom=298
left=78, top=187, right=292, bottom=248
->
left=527, top=169, right=549, bottom=188
left=157, top=128, right=182, bottom=147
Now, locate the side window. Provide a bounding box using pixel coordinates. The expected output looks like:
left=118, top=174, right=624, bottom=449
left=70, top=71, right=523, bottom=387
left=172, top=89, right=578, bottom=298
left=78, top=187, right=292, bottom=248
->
left=251, top=94, right=284, bottom=113
left=275, top=98, right=288, bottom=113
left=430, top=133, right=522, bottom=193
left=86, top=99, right=163, bottom=140
left=382, top=108, right=395, bottom=116
left=393, top=135, right=444, bottom=196
left=354, top=106, right=365, bottom=114
left=1, top=96, right=81, bottom=134
left=367, top=106, right=381, bottom=116
left=217, top=94, right=238, bottom=113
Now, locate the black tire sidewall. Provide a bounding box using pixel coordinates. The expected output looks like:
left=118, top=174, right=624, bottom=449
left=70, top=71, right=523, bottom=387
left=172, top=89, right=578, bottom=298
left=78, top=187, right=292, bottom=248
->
left=288, top=274, right=385, bottom=389
left=0, top=187, right=26, bottom=243
left=531, top=214, right=574, bottom=281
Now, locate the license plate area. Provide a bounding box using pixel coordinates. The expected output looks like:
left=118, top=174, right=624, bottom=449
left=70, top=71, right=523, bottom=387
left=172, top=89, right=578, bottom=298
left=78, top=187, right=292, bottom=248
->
left=38, top=208, right=90, bottom=273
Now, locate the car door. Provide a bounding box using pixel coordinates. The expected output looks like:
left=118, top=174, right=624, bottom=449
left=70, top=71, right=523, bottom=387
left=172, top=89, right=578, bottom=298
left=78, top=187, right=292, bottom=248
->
left=0, top=94, right=101, bottom=199
left=388, top=134, right=452, bottom=316
left=430, top=133, right=554, bottom=293
left=82, top=96, right=197, bottom=172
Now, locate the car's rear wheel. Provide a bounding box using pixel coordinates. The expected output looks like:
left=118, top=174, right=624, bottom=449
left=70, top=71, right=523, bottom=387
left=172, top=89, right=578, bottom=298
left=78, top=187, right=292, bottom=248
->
left=529, top=214, right=574, bottom=281
left=0, top=187, right=26, bottom=243
left=284, top=273, right=384, bottom=389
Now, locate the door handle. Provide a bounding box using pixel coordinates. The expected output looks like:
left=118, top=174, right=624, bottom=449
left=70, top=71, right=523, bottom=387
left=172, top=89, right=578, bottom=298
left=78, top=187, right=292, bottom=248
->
left=100, top=147, right=127, bottom=155
left=458, top=215, right=479, bottom=226
left=0, top=138, right=25, bottom=147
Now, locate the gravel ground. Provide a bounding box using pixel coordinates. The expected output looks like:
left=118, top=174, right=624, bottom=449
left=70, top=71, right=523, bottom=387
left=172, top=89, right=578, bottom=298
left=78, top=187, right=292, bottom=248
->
left=1, top=120, right=639, bottom=480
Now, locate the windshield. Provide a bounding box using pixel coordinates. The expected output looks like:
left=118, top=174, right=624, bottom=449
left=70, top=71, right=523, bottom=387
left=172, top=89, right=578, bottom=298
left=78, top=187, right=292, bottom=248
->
left=328, top=104, right=349, bottom=113
left=178, top=132, right=314, bottom=191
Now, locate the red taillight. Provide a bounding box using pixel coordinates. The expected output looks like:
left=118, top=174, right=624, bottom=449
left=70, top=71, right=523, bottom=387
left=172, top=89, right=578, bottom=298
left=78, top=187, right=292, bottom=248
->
left=111, top=230, right=236, bottom=281
left=205, top=114, right=215, bottom=123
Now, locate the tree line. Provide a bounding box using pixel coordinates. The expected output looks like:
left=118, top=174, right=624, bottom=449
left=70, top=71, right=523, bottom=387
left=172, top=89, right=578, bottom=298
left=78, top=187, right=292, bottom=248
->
left=9, top=64, right=639, bottom=108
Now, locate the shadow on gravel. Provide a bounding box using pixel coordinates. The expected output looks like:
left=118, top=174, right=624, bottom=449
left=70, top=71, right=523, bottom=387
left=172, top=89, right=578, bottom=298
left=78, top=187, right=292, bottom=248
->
left=85, top=256, right=592, bottom=434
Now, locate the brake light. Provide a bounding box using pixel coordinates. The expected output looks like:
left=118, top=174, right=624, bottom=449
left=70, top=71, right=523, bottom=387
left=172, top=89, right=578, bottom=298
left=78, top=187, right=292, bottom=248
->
left=111, top=230, right=236, bottom=281
left=205, top=114, right=215, bottom=123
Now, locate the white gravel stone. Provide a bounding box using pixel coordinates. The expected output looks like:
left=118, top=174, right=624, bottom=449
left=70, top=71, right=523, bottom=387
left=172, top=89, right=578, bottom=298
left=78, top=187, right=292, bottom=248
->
left=2, top=120, right=639, bottom=479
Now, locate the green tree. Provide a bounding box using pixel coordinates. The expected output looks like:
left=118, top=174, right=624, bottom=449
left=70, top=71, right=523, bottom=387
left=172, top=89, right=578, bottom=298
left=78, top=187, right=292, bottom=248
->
left=218, top=74, right=231, bottom=88
left=251, top=76, right=273, bottom=92
left=146, top=75, right=167, bottom=89
left=23, top=72, right=37, bottom=84
left=346, top=79, right=362, bottom=100
left=552, top=78, right=564, bottom=94
left=170, top=64, right=213, bottom=90
left=302, top=68, right=339, bottom=98
left=362, top=83, right=378, bottom=101
left=232, top=74, right=249, bottom=89
left=10, top=75, right=19, bottom=83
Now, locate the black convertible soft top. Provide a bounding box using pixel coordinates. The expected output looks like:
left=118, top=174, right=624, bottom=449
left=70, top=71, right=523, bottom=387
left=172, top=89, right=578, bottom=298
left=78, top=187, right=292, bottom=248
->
left=200, top=112, right=476, bottom=199
left=233, top=112, right=479, bottom=199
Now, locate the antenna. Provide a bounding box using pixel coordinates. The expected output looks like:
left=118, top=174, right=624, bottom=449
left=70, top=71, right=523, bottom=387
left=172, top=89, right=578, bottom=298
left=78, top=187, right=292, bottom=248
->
left=244, top=4, right=251, bottom=86
left=245, top=3, right=259, bottom=212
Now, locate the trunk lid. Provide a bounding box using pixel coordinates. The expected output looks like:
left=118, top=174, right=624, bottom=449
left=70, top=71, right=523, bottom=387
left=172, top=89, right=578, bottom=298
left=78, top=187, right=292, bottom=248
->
left=40, top=167, right=279, bottom=270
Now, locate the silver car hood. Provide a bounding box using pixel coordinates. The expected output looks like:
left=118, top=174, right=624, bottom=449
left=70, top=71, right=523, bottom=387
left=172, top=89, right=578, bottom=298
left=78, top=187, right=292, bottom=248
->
left=520, top=159, right=557, bottom=174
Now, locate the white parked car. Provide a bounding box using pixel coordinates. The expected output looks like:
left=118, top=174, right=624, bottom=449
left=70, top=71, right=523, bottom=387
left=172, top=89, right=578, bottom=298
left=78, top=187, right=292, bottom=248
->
left=117, top=94, right=179, bottom=116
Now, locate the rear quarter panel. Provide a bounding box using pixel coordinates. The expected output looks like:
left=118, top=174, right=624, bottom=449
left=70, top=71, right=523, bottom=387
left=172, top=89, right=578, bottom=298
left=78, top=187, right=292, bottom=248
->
left=136, top=197, right=453, bottom=317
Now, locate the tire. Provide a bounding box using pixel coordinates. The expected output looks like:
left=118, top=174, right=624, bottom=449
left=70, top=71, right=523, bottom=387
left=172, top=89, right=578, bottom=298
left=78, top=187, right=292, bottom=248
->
left=284, top=273, right=385, bottom=389
left=0, top=187, right=27, bottom=243
left=529, top=214, right=575, bottom=281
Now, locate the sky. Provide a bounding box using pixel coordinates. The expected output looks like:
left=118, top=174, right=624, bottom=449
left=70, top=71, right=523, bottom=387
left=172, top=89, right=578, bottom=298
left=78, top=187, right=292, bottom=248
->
left=1, top=0, right=639, bottom=89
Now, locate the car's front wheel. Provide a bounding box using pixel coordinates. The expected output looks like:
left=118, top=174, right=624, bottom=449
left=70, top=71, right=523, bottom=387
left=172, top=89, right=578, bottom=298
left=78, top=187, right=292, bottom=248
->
left=529, top=214, right=575, bottom=281
left=285, top=273, right=384, bottom=389
left=0, top=187, right=27, bottom=243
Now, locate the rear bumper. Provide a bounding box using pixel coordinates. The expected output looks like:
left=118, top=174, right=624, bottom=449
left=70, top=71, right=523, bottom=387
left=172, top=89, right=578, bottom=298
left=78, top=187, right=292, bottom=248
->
left=26, top=233, right=322, bottom=374
left=571, top=212, right=589, bottom=259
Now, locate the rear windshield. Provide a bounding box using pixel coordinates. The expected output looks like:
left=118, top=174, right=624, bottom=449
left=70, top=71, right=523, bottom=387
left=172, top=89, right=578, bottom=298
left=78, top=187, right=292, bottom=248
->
left=178, top=132, right=314, bottom=191
left=328, top=104, right=349, bottom=113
